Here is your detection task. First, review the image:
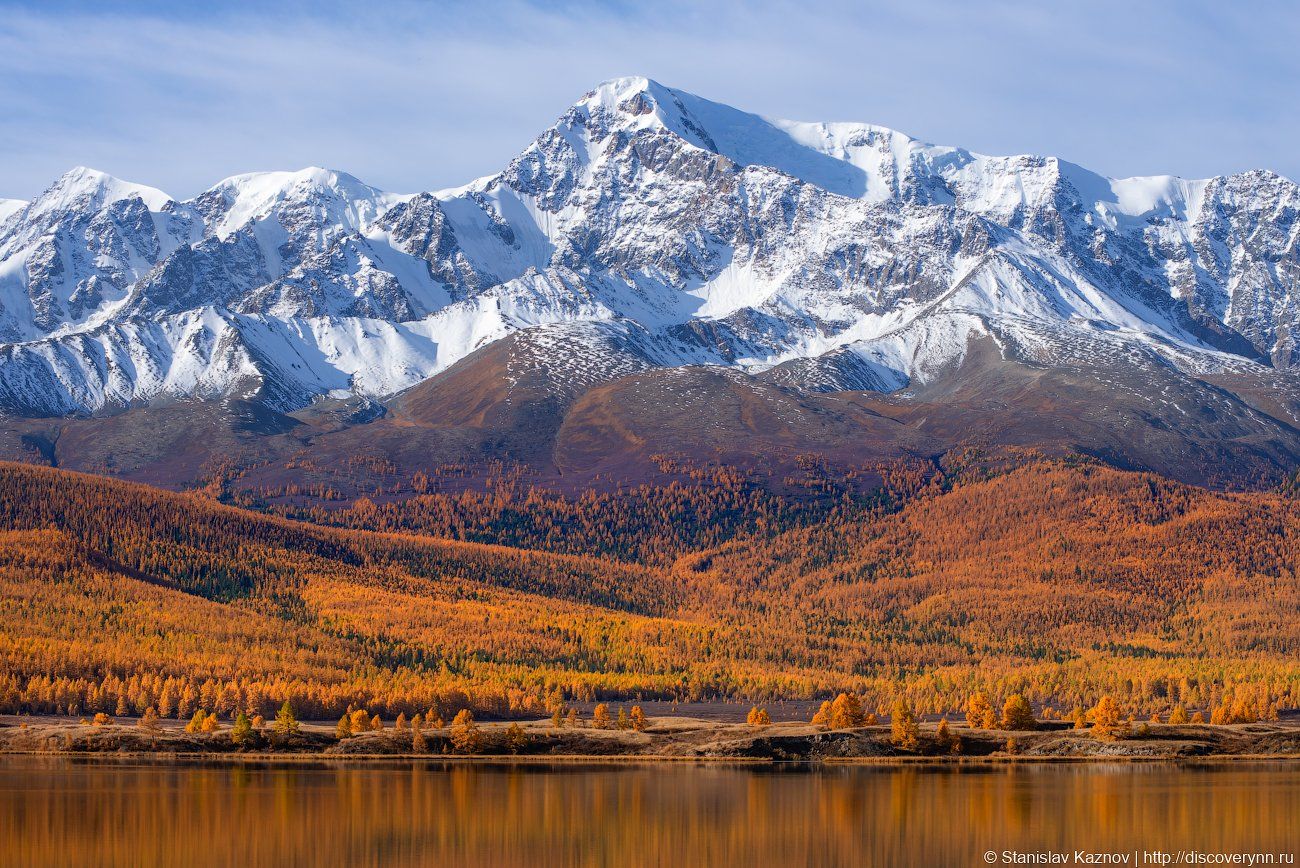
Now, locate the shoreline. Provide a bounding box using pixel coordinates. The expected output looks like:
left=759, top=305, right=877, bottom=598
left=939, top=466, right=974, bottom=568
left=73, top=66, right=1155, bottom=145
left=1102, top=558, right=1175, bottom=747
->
left=3, top=715, right=1298, bottom=766
left=5, top=750, right=1300, bottom=767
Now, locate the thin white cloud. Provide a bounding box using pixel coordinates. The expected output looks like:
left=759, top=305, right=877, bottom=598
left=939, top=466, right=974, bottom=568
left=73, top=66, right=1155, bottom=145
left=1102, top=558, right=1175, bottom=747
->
left=0, top=0, right=1297, bottom=200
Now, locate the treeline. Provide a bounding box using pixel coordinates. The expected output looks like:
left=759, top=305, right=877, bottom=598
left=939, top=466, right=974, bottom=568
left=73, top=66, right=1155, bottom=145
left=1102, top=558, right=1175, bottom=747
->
left=3, top=671, right=527, bottom=723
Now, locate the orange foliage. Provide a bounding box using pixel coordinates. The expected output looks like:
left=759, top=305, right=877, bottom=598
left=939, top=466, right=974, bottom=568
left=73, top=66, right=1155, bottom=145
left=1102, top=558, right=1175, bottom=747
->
left=0, top=458, right=1296, bottom=719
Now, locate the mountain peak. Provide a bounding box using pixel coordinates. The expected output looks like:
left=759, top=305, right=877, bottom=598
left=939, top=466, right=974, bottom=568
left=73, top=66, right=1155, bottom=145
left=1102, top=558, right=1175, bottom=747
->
left=197, top=166, right=406, bottom=239
left=35, top=166, right=174, bottom=213
left=205, top=166, right=387, bottom=201
left=575, top=76, right=687, bottom=133
left=585, top=75, right=662, bottom=101
left=569, top=77, right=916, bottom=200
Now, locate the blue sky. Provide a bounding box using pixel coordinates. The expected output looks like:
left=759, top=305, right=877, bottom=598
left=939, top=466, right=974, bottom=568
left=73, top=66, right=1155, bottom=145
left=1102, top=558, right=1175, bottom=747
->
left=1, top=0, right=1297, bottom=200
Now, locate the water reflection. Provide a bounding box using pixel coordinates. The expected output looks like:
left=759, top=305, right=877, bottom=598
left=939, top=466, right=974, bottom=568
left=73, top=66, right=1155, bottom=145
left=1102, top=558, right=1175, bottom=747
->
left=1, top=758, right=1297, bottom=867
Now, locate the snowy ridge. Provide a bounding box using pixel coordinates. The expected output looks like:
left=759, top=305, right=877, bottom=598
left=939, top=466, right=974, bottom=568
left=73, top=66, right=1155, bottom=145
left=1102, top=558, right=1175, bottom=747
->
left=1, top=77, right=1299, bottom=415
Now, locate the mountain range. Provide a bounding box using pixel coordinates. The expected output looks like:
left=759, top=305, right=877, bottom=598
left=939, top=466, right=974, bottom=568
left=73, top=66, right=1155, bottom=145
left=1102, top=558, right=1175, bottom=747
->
left=2, top=77, right=1299, bottom=487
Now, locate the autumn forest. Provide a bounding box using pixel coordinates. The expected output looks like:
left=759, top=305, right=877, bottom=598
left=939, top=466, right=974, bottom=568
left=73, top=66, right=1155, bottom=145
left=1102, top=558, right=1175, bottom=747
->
left=1, top=450, right=1297, bottom=724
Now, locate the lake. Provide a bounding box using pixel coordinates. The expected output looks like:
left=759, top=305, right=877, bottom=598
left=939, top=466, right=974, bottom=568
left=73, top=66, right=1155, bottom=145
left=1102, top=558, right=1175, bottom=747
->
left=1, top=757, right=1297, bottom=867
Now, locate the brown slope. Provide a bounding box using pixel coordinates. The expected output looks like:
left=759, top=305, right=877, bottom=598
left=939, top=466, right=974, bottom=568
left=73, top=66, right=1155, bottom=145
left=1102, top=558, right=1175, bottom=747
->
left=551, top=366, right=937, bottom=477
left=4, top=326, right=1300, bottom=496
left=834, top=336, right=1300, bottom=487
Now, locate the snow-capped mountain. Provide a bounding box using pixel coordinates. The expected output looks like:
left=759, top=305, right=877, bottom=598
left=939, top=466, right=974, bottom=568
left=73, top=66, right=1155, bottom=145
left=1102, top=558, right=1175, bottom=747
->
left=1, top=76, right=1298, bottom=419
